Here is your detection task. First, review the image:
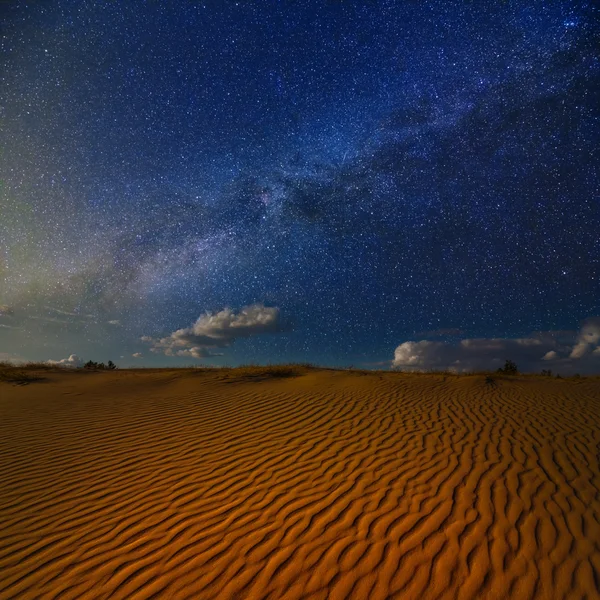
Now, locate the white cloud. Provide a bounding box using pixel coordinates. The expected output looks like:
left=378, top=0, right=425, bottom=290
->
left=0, top=352, right=25, bottom=364
left=108, top=320, right=121, bottom=326
left=47, top=354, right=83, bottom=367
left=393, top=341, right=447, bottom=369
left=143, top=303, right=282, bottom=359
left=569, top=317, right=600, bottom=359
left=392, top=318, right=600, bottom=374
left=393, top=337, right=547, bottom=372
left=172, top=347, right=224, bottom=359
left=132, top=352, right=143, bottom=358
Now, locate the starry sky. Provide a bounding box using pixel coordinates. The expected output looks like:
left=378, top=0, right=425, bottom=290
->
left=1, top=0, right=599, bottom=372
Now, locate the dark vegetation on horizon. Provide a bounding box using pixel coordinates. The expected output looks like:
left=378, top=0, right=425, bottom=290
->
left=0, top=359, right=593, bottom=386
left=83, top=360, right=117, bottom=370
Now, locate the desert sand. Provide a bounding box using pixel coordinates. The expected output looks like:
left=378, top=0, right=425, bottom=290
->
left=1, top=367, right=599, bottom=600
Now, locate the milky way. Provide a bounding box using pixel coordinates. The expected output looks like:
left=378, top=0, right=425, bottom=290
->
left=1, top=1, right=598, bottom=371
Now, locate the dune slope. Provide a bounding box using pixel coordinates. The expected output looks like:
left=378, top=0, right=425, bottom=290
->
left=1, top=370, right=599, bottom=599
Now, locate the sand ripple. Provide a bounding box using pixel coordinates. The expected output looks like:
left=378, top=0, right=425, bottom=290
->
left=1, top=370, right=599, bottom=599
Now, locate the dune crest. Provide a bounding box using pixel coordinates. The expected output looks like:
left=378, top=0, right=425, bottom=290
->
left=1, top=370, right=599, bottom=599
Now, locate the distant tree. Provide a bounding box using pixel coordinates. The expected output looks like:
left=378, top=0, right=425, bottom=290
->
left=83, top=360, right=117, bottom=370
left=497, top=359, right=518, bottom=375
left=541, top=369, right=552, bottom=377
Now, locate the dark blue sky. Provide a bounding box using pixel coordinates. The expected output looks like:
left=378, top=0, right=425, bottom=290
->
left=1, top=0, right=599, bottom=371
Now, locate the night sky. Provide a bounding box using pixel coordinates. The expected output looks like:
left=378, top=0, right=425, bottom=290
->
left=1, top=1, right=599, bottom=373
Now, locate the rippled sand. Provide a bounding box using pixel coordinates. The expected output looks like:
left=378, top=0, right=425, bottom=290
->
left=1, top=368, right=599, bottom=599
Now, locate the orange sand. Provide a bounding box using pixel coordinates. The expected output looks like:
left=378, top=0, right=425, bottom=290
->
left=1, top=369, right=599, bottom=599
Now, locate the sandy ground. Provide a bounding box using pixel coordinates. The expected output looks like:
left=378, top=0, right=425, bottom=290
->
left=1, top=368, right=599, bottom=600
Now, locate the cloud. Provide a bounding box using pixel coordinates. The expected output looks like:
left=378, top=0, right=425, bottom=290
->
left=143, top=303, right=282, bottom=359
left=393, top=318, right=600, bottom=374
left=108, top=320, right=121, bottom=326
left=171, top=348, right=224, bottom=359
left=47, top=354, right=83, bottom=367
left=569, top=318, right=600, bottom=359
left=132, top=352, right=142, bottom=358
left=0, top=352, right=26, bottom=364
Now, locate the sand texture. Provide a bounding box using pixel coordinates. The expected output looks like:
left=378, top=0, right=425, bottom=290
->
left=1, top=369, right=599, bottom=599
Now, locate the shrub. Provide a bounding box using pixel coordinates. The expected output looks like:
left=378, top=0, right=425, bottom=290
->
left=497, top=359, right=518, bottom=375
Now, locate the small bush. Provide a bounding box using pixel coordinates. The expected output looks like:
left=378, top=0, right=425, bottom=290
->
left=497, top=359, right=518, bottom=375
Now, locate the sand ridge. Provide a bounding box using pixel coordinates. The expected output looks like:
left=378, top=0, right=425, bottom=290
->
left=1, top=369, right=599, bottom=599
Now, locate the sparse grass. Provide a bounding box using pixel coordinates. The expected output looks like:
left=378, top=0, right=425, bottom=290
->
left=22, top=361, right=69, bottom=370
left=219, top=363, right=315, bottom=381
left=1, top=361, right=596, bottom=382
left=0, top=360, right=75, bottom=384
left=0, top=364, right=43, bottom=384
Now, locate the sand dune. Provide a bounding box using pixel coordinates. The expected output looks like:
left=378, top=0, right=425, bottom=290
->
left=1, top=368, right=599, bottom=599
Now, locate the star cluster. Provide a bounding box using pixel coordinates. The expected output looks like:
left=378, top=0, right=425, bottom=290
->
left=0, top=1, right=598, bottom=370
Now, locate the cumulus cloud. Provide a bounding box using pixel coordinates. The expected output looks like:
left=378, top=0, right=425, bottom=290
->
left=132, top=352, right=142, bottom=358
left=143, top=303, right=282, bottom=359
left=569, top=318, right=600, bottom=359
left=393, top=341, right=446, bottom=369
left=47, top=354, right=83, bottom=367
left=393, top=318, right=600, bottom=374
